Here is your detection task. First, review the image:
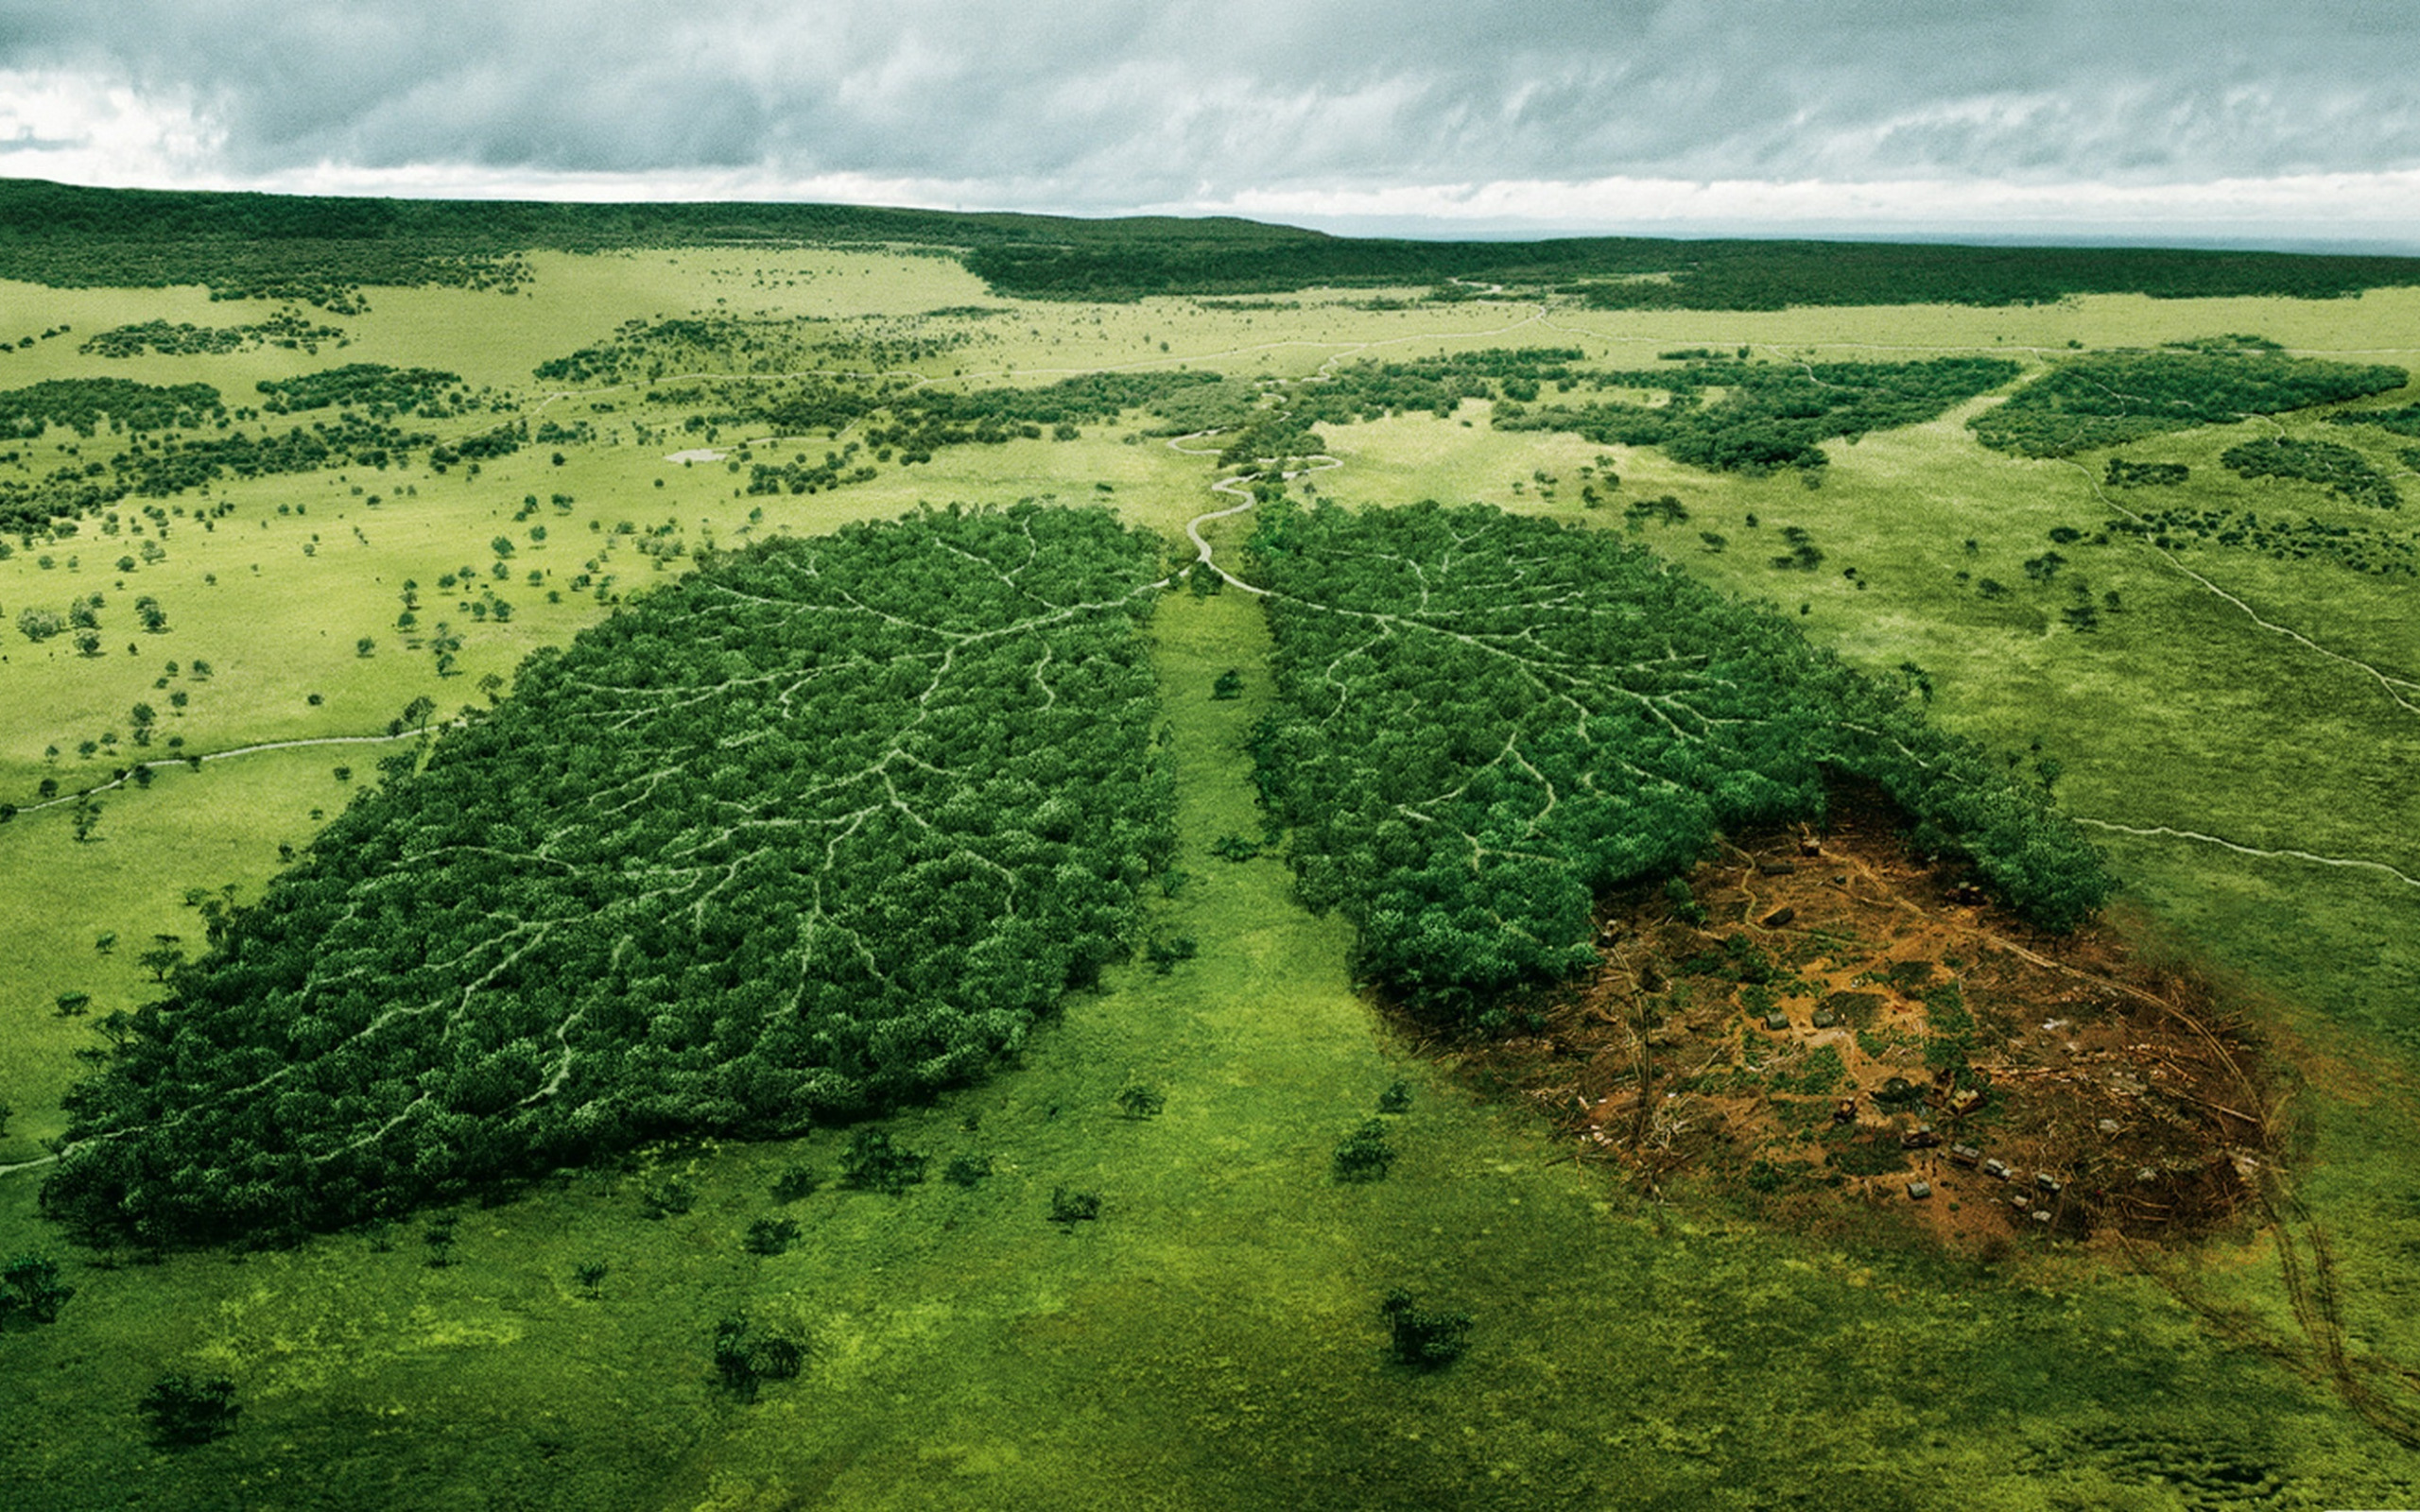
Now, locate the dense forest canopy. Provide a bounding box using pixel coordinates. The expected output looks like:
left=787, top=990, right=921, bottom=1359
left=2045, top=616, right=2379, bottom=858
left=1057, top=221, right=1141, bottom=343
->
left=1245, top=501, right=2114, bottom=1019
left=8, top=177, right=2420, bottom=311
left=40, top=506, right=1175, bottom=1247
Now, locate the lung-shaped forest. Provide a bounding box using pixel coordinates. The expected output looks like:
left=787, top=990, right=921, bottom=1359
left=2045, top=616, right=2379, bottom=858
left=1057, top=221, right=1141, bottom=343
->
left=42, top=505, right=1175, bottom=1246
left=42, top=499, right=2113, bottom=1246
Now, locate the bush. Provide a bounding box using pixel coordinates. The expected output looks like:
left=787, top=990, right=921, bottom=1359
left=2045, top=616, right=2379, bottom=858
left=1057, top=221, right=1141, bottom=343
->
left=741, top=1217, right=800, bottom=1256
left=1380, top=1289, right=1471, bottom=1369
left=140, top=1372, right=239, bottom=1447
left=711, top=1314, right=804, bottom=1401
left=1048, top=1186, right=1101, bottom=1225
left=1333, top=1120, right=1398, bottom=1182
left=838, top=1130, right=927, bottom=1195
left=0, top=1253, right=73, bottom=1328
left=769, top=1163, right=821, bottom=1202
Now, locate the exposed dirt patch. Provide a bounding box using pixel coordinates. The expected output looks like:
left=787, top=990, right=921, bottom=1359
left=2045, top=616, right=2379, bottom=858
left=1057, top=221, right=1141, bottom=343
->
left=1422, top=779, right=2273, bottom=1255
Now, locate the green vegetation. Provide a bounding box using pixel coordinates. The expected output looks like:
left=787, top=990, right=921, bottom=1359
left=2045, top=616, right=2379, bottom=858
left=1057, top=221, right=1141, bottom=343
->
left=5, top=191, right=2420, bottom=1509
left=1378, top=1288, right=1472, bottom=1369
left=1969, top=346, right=2407, bottom=455
left=709, top=1313, right=804, bottom=1402
left=2325, top=403, right=2420, bottom=438
left=39, top=506, right=1172, bottom=1246
left=1247, top=501, right=2111, bottom=1016
left=1332, top=1118, right=1398, bottom=1181
left=0, top=1252, right=72, bottom=1328
left=79, top=311, right=347, bottom=359
left=1289, top=348, right=1588, bottom=423
left=139, top=1372, right=240, bottom=1448
left=2104, top=457, right=2190, bottom=487
left=2221, top=437, right=2401, bottom=510
left=1497, top=355, right=2018, bottom=473
left=252, top=364, right=468, bottom=418
left=0, top=377, right=224, bottom=438
left=2109, top=507, right=2420, bottom=576
left=969, top=232, right=2420, bottom=306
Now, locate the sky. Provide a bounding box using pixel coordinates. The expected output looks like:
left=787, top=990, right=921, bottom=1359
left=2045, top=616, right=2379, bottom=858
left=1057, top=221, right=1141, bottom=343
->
left=1, top=0, right=2415, bottom=248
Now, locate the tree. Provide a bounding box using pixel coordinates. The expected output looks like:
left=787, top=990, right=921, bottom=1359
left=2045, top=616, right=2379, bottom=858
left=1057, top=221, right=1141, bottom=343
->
left=137, top=944, right=184, bottom=982
left=711, top=1314, right=804, bottom=1401
left=1380, top=1289, right=1471, bottom=1369
left=0, top=1253, right=74, bottom=1328
left=70, top=796, right=101, bottom=843
left=141, top=1372, right=239, bottom=1447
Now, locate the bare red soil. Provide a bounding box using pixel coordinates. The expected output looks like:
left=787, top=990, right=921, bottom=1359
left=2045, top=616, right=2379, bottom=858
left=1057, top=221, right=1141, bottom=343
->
left=1423, top=782, right=2272, bottom=1253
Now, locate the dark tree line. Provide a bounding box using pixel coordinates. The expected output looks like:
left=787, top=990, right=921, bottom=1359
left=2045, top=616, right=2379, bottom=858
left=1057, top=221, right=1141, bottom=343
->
left=2220, top=438, right=2402, bottom=510
left=80, top=311, right=346, bottom=359
left=1970, top=348, right=2408, bottom=456
left=1496, top=356, right=2019, bottom=474
left=254, top=364, right=467, bottom=418
left=9, top=180, right=2420, bottom=312
left=0, top=378, right=224, bottom=438
left=1244, top=501, right=2113, bottom=1021
left=42, top=505, right=1176, bottom=1247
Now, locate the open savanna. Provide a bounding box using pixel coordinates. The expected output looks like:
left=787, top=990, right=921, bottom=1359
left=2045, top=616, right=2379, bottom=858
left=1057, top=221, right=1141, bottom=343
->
left=3, top=248, right=2419, bottom=1508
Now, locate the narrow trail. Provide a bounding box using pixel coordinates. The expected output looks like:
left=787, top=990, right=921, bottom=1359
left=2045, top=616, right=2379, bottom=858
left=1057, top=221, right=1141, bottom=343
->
left=2073, top=816, right=2420, bottom=891
left=10, top=729, right=432, bottom=817
left=1167, top=430, right=1344, bottom=594
left=2055, top=457, right=2420, bottom=716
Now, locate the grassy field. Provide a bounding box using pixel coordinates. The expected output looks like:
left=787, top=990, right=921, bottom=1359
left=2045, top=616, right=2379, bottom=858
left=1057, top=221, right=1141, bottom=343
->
left=4, top=248, right=2420, bottom=1507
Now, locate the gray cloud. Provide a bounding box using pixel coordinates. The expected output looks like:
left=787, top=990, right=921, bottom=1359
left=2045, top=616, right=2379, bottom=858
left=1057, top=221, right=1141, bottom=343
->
left=2, top=0, right=2416, bottom=229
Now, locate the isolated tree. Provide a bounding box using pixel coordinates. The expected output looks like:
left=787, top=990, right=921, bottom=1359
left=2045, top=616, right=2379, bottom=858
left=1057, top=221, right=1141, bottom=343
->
left=141, top=1373, right=239, bottom=1448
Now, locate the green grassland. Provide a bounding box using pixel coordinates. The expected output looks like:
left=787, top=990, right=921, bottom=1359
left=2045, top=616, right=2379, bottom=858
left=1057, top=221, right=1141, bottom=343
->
left=3, top=234, right=2420, bottom=1507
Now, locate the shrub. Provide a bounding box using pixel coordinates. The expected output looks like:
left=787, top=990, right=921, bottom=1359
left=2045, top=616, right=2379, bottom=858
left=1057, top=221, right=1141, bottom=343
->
left=1333, top=1120, right=1397, bottom=1182
left=838, top=1130, right=926, bottom=1195
left=141, top=1372, right=239, bottom=1447
left=1380, top=1289, right=1472, bottom=1369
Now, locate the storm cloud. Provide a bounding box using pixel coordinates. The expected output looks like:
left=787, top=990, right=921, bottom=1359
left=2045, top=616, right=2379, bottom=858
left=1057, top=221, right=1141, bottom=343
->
left=2, top=0, right=2415, bottom=241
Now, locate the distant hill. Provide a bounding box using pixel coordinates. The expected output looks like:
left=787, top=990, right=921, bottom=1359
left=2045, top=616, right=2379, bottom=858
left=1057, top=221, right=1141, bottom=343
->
left=5, top=176, right=2420, bottom=310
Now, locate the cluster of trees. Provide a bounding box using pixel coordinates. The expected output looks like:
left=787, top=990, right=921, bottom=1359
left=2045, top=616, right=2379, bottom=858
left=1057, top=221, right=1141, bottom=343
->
left=79, top=311, right=347, bottom=359
left=111, top=414, right=435, bottom=497
left=1217, top=411, right=1328, bottom=469
left=1288, top=349, right=1590, bottom=425
left=2108, top=507, right=2417, bottom=577
left=1497, top=357, right=2018, bottom=474
left=1969, top=348, right=2409, bottom=456
left=428, top=421, right=526, bottom=471
left=2326, top=404, right=2420, bottom=438
left=0, top=377, right=225, bottom=438
left=78, top=313, right=337, bottom=359
left=535, top=316, right=837, bottom=386
left=40, top=505, right=1177, bottom=1246
left=2104, top=458, right=2190, bottom=487
left=253, top=364, right=467, bottom=418
left=2220, top=438, right=2401, bottom=510
left=747, top=448, right=880, bottom=495
left=1244, top=501, right=2113, bottom=1020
